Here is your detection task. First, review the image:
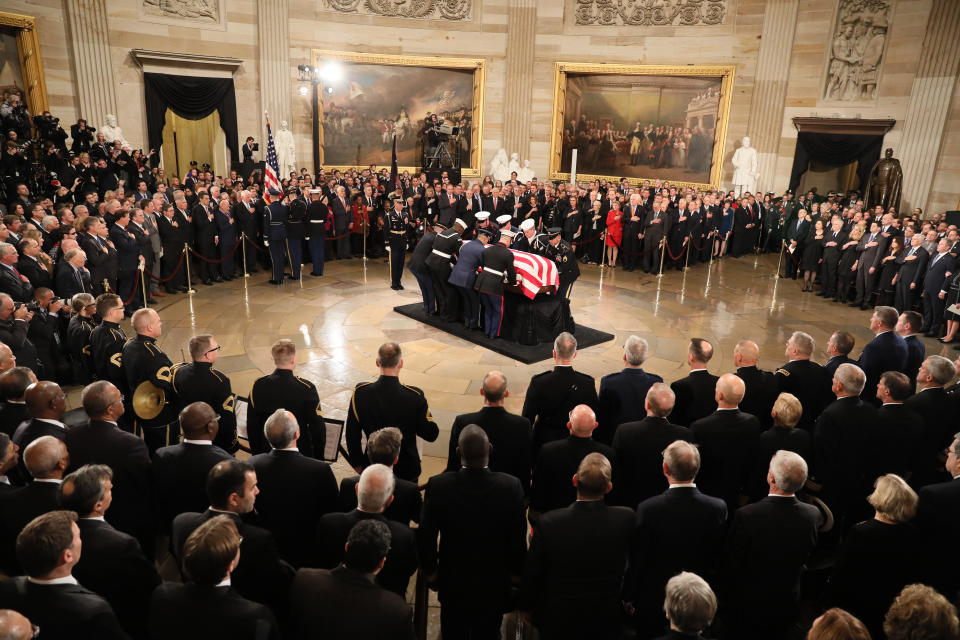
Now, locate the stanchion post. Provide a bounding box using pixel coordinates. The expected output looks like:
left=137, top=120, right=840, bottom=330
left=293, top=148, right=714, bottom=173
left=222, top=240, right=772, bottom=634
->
left=184, top=244, right=196, bottom=293
left=708, top=233, right=715, bottom=268
left=658, top=238, right=666, bottom=277
left=362, top=224, right=368, bottom=262
left=775, top=240, right=785, bottom=279
left=684, top=236, right=691, bottom=271
left=139, top=265, right=148, bottom=308
left=241, top=232, right=249, bottom=278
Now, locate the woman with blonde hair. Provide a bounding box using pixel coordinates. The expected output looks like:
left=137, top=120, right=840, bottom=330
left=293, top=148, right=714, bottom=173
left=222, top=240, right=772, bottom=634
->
left=884, top=584, right=960, bottom=640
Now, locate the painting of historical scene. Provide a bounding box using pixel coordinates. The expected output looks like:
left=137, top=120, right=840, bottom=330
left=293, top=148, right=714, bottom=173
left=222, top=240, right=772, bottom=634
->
left=0, top=27, right=25, bottom=99
left=559, top=74, right=723, bottom=184
left=321, top=63, right=475, bottom=169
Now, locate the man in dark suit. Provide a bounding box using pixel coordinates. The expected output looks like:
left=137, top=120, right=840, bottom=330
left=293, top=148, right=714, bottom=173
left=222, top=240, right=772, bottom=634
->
left=628, top=441, right=727, bottom=638
left=916, top=432, right=960, bottom=598
left=59, top=464, right=159, bottom=639
left=53, top=248, right=93, bottom=300
left=0, top=243, right=33, bottom=303
left=15, top=239, right=52, bottom=290
left=191, top=192, right=219, bottom=285
left=896, top=310, right=925, bottom=389
left=419, top=426, right=526, bottom=639
left=611, top=383, right=693, bottom=508
left=690, top=374, right=762, bottom=510
left=0, top=510, right=128, bottom=639
left=875, top=371, right=925, bottom=481
left=851, top=220, right=889, bottom=309
left=824, top=330, right=857, bottom=377
left=894, top=232, right=929, bottom=312
left=733, top=339, right=779, bottom=429
left=249, top=409, right=338, bottom=568
left=108, top=210, right=142, bottom=312
left=152, top=402, right=232, bottom=527
left=12, top=381, right=67, bottom=456
left=445, top=370, right=532, bottom=494
left=330, top=185, right=352, bottom=260
left=723, top=451, right=821, bottom=640
left=76, top=216, right=115, bottom=296
left=0, top=296, right=40, bottom=376
left=520, top=453, right=633, bottom=640
left=523, top=332, right=599, bottom=453
left=172, top=459, right=294, bottom=613
left=775, top=331, right=833, bottom=431
left=819, top=216, right=848, bottom=298
left=597, top=335, right=663, bottom=444
left=345, top=342, right=439, bottom=482
left=156, top=202, right=187, bottom=293
left=670, top=338, right=719, bottom=428
left=921, top=238, right=955, bottom=337
left=782, top=210, right=809, bottom=279
left=290, top=519, right=414, bottom=640
left=0, top=433, right=18, bottom=492
left=65, top=381, right=154, bottom=555
left=0, top=365, right=32, bottom=438
left=314, top=464, right=418, bottom=598
left=907, top=355, right=959, bottom=487
left=149, top=513, right=280, bottom=640
left=339, top=426, right=421, bottom=526
left=858, top=306, right=909, bottom=402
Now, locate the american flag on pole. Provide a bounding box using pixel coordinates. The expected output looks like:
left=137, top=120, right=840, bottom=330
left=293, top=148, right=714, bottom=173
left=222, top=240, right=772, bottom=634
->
left=263, top=122, right=281, bottom=202
left=510, top=249, right=559, bottom=300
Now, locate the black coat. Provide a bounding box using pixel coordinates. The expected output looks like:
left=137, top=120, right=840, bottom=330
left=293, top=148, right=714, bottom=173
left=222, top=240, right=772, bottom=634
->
left=522, top=366, right=599, bottom=453
left=170, top=361, right=237, bottom=453
left=418, top=468, right=526, bottom=610
left=691, top=409, right=761, bottom=509
left=597, top=368, right=664, bottom=444
left=148, top=583, right=280, bottom=640
left=0, top=318, right=40, bottom=375
left=338, top=472, right=421, bottom=526
left=905, top=387, right=958, bottom=486
left=0, top=401, right=29, bottom=438
left=247, top=369, right=323, bottom=459
left=857, top=331, right=909, bottom=402
left=0, top=263, right=33, bottom=303
left=824, top=354, right=857, bottom=378
left=152, top=442, right=232, bottom=526
left=0, top=577, right=129, bottom=640
left=89, top=321, right=127, bottom=392
left=16, top=255, right=52, bottom=290
left=611, top=416, right=694, bottom=508
left=813, top=396, right=878, bottom=523
left=54, top=262, right=93, bottom=300
left=916, top=477, right=960, bottom=596
left=734, top=365, right=779, bottom=429
left=530, top=435, right=615, bottom=514
left=444, top=406, right=532, bottom=494
left=903, top=333, right=925, bottom=388
left=248, top=449, right=339, bottom=568
left=474, top=243, right=517, bottom=296
left=0, top=480, right=61, bottom=574
left=875, top=403, right=925, bottom=480
left=757, top=426, right=812, bottom=485
left=774, top=359, right=833, bottom=430
left=669, top=370, right=719, bottom=427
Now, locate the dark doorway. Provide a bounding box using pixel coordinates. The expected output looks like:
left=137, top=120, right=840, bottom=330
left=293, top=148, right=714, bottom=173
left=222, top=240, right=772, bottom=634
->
left=789, top=118, right=895, bottom=195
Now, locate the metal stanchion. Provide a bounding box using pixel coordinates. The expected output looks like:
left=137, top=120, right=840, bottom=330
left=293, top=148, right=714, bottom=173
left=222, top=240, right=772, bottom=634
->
left=241, top=232, right=249, bottom=278
left=183, top=244, right=196, bottom=293
left=708, top=233, right=715, bottom=268
left=684, top=237, right=691, bottom=271
left=657, top=238, right=666, bottom=277
left=775, top=240, right=786, bottom=279
left=139, top=265, right=148, bottom=308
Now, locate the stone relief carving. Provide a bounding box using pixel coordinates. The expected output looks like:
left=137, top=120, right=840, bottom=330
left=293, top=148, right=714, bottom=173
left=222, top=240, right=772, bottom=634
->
left=143, top=0, right=221, bottom=23
left=575, top=0, right=727, bottom=26
left=824, top=0, right=893, bottom=102
left=323, top=0, right=471, bottom=21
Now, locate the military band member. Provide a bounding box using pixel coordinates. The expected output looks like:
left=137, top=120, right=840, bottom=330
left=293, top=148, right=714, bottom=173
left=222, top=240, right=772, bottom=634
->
left=263, top=188, right=288, bottom=285
left=170, top=333, right=238, bottom=453
left=545, top=227, right=580, bottom=299
left=89, top=293, right=131, bottom=429
left=426, top=218, right=466, bottom=322
left=286, top=187, right=306, bottom=280
left=476, top=228, right=519, bottom=340
left=247, top=339, right=323, bottom=459
left=306, top=189, right=328, bottom=276
left=122, top=308, right=178, bottom=452
left=386, top=198, right=409, bottom=291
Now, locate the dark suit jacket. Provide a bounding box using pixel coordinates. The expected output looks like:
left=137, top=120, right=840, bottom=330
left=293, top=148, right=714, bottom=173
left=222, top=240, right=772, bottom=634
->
left=530, top=435, right=615, bottom=514
left=906, top=387, right=957, bottom=485
left=520, top=500, right=634, bottom=638
left=522, top=366, right=598, bottom=453
left=338, top=472, right=421, bottom=526
left=876, top=403, right=924, bottom=480
left=757, top=426, right=812, bottom=477
left=74, top=518, right=160, bottom=639
left=54, top=261, right=92, bottom=300
left=813, top=396, right=878, bottom=522
left=916, top=477, right=960, bottom=595
left=923, top=252, right=955, bottom=296
left=611, top=416, right=694, bottom=508
left=148, top=582, right=279, bottom=640
left=896, top=246, right=929, bottom=288
left=249, top=449, right=339, bottom=568
left=172, top=510, right=293, bottom=612
left=444, top=406, right=532, bottom=494
left=775, top=359, right=834, bottom=430
left=858, top=331, right=908, bottom=401
left=903, top=334, right=924, bottom=387
left=0, top=263, right=33, bottom=302
left=16, top=255, right=52, bottom=290
left=152, top=442, right=232, bottom=527
left=12, top=418, right=66, bottom=453
left=690, top=409, right=761, bottom=510
left=669, top=370, right=719, bottom=427
left=418, top=468, right=526, bottom=610
left=0, top=401, right=29, bottom=437
left=0, top=480, right=60, bottom=573
left=314, top=510, right=418, bottom=598
left=0, top=577, right=129, bottom=639
left=597, top=367, right=664, bottom=444
left=289, top=567, right=414, bottom=640
left=824, top=355, right=857, bottom=378
left=735, top=365, right=779, bottom=429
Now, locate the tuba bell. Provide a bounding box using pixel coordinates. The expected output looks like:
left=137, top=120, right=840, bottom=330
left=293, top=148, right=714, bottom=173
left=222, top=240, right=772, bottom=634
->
left=132, top=380, right=165, bottom=420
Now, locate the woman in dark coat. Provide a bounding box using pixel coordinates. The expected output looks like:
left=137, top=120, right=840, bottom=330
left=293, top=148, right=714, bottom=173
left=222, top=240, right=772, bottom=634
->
left=800, top=218, right=825, bottom=292
left=876, top=235, right=904, bottom=307
left=836, top=225, right=863, bottom=303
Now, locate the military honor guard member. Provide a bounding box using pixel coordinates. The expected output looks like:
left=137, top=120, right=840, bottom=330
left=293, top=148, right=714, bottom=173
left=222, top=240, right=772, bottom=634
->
left=545, top=227, right=580, bottom=299
left=476, top=228, right=519, bottom=340
left=263, top=188, right=288, bottom=285
left=426, top=218, right=467, bottom=322
left=386, top=197, right=410, bottom=290
left=448, top=219, right=487, bottom=330
left=286, top=187, right=306, bottom=280
left=171, top=334, right=238, bottom=453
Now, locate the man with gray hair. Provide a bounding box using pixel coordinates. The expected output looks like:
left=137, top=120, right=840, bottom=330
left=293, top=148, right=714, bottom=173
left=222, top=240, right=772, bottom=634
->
left=249, top=408, right=338, bottom=568
left=775, top=330, right=833, bottom=430
left=340, top=427, right=422, bottom=526
left=907, top=355, right=960, bottom=485
left=611, top=383, right=693, bottom=508
left=597, top=335, right=663, bottom=444
left=723, top=450, right=821, bottom=639
left=0, top=242, right=33, bottom=303
left=858, top=305, right=909, bottom=403
left=662, top=572, right=718, bottom=639
left=315, top=463, right=417, bottom=597
left=523, top=332, right=598, bottom=454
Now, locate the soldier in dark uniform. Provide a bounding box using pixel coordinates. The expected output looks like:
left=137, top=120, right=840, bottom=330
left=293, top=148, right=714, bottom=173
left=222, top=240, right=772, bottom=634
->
left=89, top=293, right=131, bottom=430
left=425, top=219, right=466, bottom=322
left=475, top=229, right=519, bottom=339
left=345, top=342, right=439, bottom=482
left=544, top=227, right=580, bottom=299
left=170, top=333, right=238, bottom=453
left=385, top=197, right=410, bottom=291
left=247, top=339, right=323, bottom=458
left=306, top=189, right=328, bottom=276
left=286, top=187, right=306, bottom=280
left=122, top=308, right=178, bottom=452
left=263, top=188, right=288, bottom=285
left=409, top=221, right=442, bottom=315
left=775, top=330, right=834, bottom=432
left=513, top=219, right=547, bottom=255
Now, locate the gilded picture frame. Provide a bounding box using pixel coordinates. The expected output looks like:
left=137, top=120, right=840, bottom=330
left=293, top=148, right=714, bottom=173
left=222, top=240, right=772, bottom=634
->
left=549, top=62, right=735, bottom=189
left=310, top=50, right=485, bottom=178
left=0, top=11, right=49, bottom=115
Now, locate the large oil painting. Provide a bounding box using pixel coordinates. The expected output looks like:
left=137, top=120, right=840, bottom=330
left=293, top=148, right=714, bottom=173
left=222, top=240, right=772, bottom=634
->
left=312, top=51, right=485, bottom=176
left=550, top=64, right=735, bottom=187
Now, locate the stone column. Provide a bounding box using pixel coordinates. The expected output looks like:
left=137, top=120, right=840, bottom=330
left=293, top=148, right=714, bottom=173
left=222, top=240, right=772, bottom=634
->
left=258, top=0, right=291, bottom=132
left=746, top=0, right=800, bottom=192
left=897, top=0, right=960, bottom=213
left=65, top=0, right=119, bottom=123
left=502, top=0, right=537, bottom=159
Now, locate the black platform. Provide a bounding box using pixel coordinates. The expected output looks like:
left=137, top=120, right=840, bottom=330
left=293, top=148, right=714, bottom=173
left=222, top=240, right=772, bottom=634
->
left=393, top=302, right=614, bottom=364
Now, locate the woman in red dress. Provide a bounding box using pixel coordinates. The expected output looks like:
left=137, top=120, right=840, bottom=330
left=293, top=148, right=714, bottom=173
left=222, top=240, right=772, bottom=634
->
left=605, top=199, right=624, bottom=267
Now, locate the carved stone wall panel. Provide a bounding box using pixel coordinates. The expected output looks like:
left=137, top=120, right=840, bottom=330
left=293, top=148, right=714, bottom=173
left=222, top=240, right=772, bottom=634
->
left=822, top=0, right=894, bottom=102
left=321, top=0, right=472, bottom=21
left=140, top=0, right=227, bottom=30
left=574, top=0, right=727, bottom=26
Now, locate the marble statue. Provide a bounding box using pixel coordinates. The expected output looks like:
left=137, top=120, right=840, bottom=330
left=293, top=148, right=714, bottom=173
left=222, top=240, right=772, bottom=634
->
left=100, top=114, right=128, bottom=146
left=865, top=148, right=902, bottom=212
left=731, top=136, right=758, bottom=196
left=824, top=0, right=892, bottom=101
left=274, top=120, right=296, bottom=178
left=489, top=148, right=510, bottom=183
left=507, top=152, right=521, bottom=178
left=517, top=159, right=535, bottom=183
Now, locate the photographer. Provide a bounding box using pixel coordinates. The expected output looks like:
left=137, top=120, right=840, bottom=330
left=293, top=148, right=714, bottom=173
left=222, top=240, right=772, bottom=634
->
left=34, top=111, right=68, bottom=153
left=27, top=287, right=70, bottom=382
left=70, top=119, right=95, bottom=154
left=0, top=291, right=40, bottom=376
left=1, top=140, right=29, bottom=196
left=241, top=136, right=258, bottom=178
left=0, top=92, right=31, bottom=141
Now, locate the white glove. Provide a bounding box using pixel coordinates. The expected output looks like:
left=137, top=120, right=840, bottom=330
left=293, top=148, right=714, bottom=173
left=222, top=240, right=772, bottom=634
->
left=264, top=240, right=270, bottom=247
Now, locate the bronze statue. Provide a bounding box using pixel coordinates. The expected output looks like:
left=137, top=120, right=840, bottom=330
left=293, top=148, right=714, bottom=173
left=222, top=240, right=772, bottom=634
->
left=865, top=148, right=902, bottom=213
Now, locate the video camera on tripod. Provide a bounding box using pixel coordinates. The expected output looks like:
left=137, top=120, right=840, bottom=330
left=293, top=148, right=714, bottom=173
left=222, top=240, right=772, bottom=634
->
left=424, top=123, right=461, bottom=169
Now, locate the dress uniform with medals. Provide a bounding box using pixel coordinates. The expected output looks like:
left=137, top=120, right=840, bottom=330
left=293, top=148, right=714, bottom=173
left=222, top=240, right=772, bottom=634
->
left=386, top=198, right=409, bottom=290
left=286, top=188, right=306, bottom=279
left=306, top=190, right=328, bottom=276
left=247, top=369, right=323, bottom=458
left=263, top=188, right=288, bottom=284
left=170, top=360, right=238, bottom=453
left=475, top=229, right=519, bottom=339
left=426, top=219, right=466, bottom=322
left=123, top=333, right=178, bottom=452
left=89, top=317, right=131, bottom=429
left=544, top=227, right=580, bottom=299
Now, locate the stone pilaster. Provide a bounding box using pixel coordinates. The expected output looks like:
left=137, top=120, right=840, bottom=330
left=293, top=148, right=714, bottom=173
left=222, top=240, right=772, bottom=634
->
left=897, top=0, right=960, bottom=212
left=65, top=0, right=118, bottom=123
left=502, top=0, right=536, bottom=159
left=258, top=0, right=291, bottom=132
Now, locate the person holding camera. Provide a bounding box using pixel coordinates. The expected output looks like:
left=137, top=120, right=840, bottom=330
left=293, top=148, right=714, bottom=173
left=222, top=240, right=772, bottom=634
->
left=34, top=111, right=68, bottom=153
left=27, top=288, right=70, bottom=382
left=0, top=292, right=40, bottom=376
left=241, top=136, right=258, bottom=178
left=70, top=119, right=95, bottom=154
left=0, top=92, right=30, bottom=141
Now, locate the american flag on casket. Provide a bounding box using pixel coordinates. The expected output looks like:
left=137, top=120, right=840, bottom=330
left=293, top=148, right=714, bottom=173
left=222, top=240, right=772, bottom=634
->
left=510, top=249, right=559, bottom=300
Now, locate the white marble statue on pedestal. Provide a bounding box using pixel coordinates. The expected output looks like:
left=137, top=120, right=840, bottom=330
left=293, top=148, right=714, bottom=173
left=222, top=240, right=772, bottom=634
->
left=489, top=148, right=510, bottom=183
left=274, top=120, right=297, bottom=178
left=100, top=114, right=128, bottom=146
left=517, top=159, right=534, bottom=183
left=507, top=152, right=521, bottom=179
left=731, top=136, right=758, bottom=196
